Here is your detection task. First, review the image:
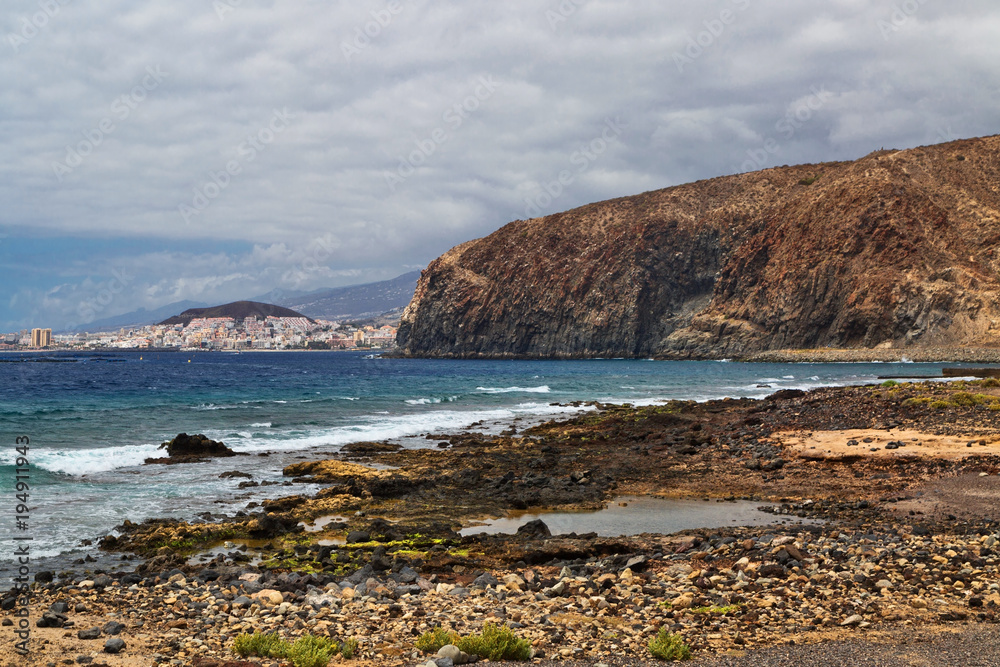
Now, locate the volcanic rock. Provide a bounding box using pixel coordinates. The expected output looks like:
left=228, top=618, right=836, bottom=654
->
left=147, top=433, right=237, bottom=464
left=396, top=136, right=1000, bottom=359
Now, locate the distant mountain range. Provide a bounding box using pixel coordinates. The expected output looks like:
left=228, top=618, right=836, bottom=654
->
left=159, top=301, right=312, bottom=326
left=265, top=271, right=420, bottom=321
left=66, top=300, right=209, bottom=333
left=67, top=271, right=420, bottom=333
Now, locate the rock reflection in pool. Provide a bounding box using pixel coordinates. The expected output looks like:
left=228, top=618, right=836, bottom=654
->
left=460, top=496, right=818, bottom=537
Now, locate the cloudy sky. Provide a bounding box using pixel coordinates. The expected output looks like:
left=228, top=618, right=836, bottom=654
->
left=1, top=0, right=998, bottom=331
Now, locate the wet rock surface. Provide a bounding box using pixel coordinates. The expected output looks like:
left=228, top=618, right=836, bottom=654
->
left=145, top=433, right=240, bottom=465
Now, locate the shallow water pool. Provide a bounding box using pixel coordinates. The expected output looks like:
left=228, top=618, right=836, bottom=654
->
left=460, top=496, right=819, bottom=537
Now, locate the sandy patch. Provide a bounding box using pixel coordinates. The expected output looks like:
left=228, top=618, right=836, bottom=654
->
left=778, top=429, right=1000, bottom=462
left=1, top=620, right=156, bottom=667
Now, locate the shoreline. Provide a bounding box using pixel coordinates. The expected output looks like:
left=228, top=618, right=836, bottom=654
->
left=9, top=379, right=1000, bottom=664
left=10, top=346, right=1000, bottom=364
left=387, top=346, right=1000, bottom=363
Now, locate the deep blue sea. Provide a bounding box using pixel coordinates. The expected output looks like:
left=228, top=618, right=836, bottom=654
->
left=0, top=350, right=971, bottom=567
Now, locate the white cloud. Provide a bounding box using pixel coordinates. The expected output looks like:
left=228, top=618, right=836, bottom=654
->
left=2, top=0, right=999, bottom=330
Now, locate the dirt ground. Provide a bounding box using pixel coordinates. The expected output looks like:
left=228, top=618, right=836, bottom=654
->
left=781, top=428, right=1000, bottom=461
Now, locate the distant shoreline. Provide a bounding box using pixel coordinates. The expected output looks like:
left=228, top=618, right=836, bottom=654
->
left=0, top=347, right=383, bottom=354
left=390, top=346, right=1000, bottom=363
left=737, top=347, right=1000, bottom=363
left=8, top=346, right=1000, bottom=363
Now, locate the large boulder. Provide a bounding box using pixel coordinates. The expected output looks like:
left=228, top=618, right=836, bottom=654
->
left=145, top=433, right=238, bottom=464
left=516, top=519, right=552, bottom=539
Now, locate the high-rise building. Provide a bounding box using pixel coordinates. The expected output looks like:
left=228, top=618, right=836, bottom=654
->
left=31, top=328, right=52, bottom=347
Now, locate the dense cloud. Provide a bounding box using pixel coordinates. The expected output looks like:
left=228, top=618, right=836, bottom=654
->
left=1, top=0, right=998, bottom=330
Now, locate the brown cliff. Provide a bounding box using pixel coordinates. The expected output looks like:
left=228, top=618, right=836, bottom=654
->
left=396, top=136, right=1000, bottom=359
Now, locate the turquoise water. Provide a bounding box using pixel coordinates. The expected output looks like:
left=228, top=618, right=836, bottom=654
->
left=0, top=350, right=967, bottom=565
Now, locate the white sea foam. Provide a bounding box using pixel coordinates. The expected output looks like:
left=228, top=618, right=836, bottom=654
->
left=476, top=385, right=551, bottom=394
left=197, top=402, right=590, bottom=455
left=193, top=402, right=260, bottom=411
left=405, top=396, right=458, bottom=405
left=33, top=444, right=159, bottom=475
left=250, top=422, right=272, bottom=428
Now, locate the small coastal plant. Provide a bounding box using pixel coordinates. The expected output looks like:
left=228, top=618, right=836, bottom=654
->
left=648, top=628, right=692, bottom=661
left=455, top=622, right=533, bottom=661
left=951, top=391, right=982, bottom=406
left=690, top=604, right=742, bottom=615
left=881, top=380, right=900, bottom=387
left=416, top=626, right=458, bottom=653
left=287, top=635, right=339, bottom=667
left=340, top=637, right=360, bottom=659
left=798, top=175, right=820, bottom=186
left=233, top=631, right=287, bottom=659
left=233, top=632, right=342, bottom=667
left=902, top=397, right=932, bottom=407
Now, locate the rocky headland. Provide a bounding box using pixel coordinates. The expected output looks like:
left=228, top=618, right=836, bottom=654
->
left=396, top=135, right=1000, bottom=360
left=8, top=380, right=1000, bottom=665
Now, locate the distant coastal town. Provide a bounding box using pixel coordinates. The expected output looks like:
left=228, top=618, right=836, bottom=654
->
left=0, top=317, right=397, bottom=351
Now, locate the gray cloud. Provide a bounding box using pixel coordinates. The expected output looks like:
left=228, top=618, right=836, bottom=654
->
left=2, top=0, right=999, bottom=329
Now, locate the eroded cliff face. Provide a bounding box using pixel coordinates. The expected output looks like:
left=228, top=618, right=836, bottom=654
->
left=397, top=136, right=1000, bottom=358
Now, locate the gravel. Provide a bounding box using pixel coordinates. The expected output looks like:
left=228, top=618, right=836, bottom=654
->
left=696, top=625, right=1000, bottom=666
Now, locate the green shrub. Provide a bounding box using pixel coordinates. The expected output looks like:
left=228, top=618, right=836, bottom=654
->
left=930, top=400, right=952, bottom=409
left=798, top=176, right=819, bottom=186
left=881, top=380, right=900, bottom=387
left=455, top=622, right=533, bottom=661
left=951, top=391, right=987, bottom=407
left=233, top=633, right=340, bottom=667
left=649, top=628, right=692, bottom=661
left=416, top=627, right=458, bottom=654
left=232, top=631, right=288, bottom=659
left=341, top=637, right=360, bottom=659
left=287, top=635, right=338, bottom=667
left=990, top=403, right=1000, bottom=412
left=690, top=604, right=742, bottom=614
left=902, top=397, right=932, bottom=407
left=981, top=378, right=1000, bottom=388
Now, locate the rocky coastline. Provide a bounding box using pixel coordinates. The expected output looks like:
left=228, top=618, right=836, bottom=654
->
left=7, top=379, right=1000, bottom=666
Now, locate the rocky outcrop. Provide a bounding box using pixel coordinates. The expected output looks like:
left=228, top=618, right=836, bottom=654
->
left=144, top=433, right=238, bottom=464
left=396, top=136, right=1000, bottom=358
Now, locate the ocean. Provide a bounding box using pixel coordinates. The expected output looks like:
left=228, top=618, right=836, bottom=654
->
left=0, top=350, right=964, bottom=571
